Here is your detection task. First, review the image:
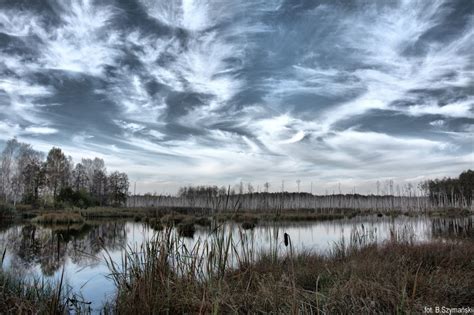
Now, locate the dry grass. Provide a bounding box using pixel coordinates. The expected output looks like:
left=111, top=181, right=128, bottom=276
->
left=32, top=212, right=85, bottom=225
left=104, top=228, right=474, bottom=314
left=0, top=267, right=86, bottom=314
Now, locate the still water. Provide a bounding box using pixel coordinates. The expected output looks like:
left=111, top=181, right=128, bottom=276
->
left=0, top=215, right=472, bottom=312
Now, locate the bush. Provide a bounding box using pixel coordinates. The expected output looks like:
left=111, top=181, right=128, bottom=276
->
left=57, top=188, right=93, bottom=209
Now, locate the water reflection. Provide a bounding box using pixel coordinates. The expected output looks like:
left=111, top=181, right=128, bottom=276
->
left=431, top=217, right=473, bottom=239
left=0, top=215, right=472, bottom=312
left=1, top=222, right=127, bottom=276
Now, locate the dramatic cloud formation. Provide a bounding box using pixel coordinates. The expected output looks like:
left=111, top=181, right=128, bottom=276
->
left=0, top=0, right=472, bottom=193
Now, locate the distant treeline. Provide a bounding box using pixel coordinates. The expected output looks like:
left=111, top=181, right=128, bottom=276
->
left=421, top=170, right=473, bottom=207
left=129, top=171, right=473, bottom=211
left=0, top=138, right=129, bottom=209
left=128, top=192, right=428, bottom=212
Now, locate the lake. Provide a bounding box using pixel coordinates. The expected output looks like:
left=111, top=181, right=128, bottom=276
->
left=0, top=214, right=472, bottom=313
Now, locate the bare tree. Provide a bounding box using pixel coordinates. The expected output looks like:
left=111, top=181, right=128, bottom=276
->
left=0, top=138, right=41, bottom=205
left=264, top=182, right=270, bottom=193
left=247, top=183, right=254, bottom=194
left=92, top=169, right=108, bottom=205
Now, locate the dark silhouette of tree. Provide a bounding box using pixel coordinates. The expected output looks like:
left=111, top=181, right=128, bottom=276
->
left=422, top=170, right=473, bottom=207
left=22, top=153, right=45, bottom=205
left=108, top=171, right=129, bottom=206
left=45, top=148, right=71, bottom=199
left=92, top=169, right=108, bottom=205
left=72, top=163, right=89, bottom=191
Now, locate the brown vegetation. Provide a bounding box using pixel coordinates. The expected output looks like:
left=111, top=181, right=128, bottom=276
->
left=32, top=212, right=85, bottom=225
left=104, top=229, right=474, bottom=314
left=0, top=268, right=86, bottom=314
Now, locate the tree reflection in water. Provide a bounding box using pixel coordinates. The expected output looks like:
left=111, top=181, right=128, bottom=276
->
left=2, top=221, right=127, bottom=276
left=431, top=216, right=473, bottom=240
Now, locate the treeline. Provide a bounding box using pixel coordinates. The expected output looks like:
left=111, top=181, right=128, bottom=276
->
left=0, top=138, right=129, bottom=209
left=128, top=192, right=429, bottom=212
left=421, top=170, right=473, bottom=207
left=129, top=171, right=473, bottom=211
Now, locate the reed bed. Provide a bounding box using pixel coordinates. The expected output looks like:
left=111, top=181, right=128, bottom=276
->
left=103, top=225, right=474, bottom=314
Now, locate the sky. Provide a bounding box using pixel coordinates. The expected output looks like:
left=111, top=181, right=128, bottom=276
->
left=0, top=0, right=473, bottom=194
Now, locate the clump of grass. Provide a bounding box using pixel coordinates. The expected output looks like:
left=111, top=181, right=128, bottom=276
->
left=177, top=222, right=195, bottom=237
left=32, top=212, right=85, bottom=225
left=241, top=222, right=256, bottom=230
left=194, top=216, right=212, bottom=226
left=161, top=213, right=189, bottom=226
left=147, top=218, right=164, bottom=231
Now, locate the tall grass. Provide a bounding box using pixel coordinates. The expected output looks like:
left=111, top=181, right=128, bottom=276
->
left=0, top=266, right=70, bottom=314
left=0, top=258, right=94, bottom=314
left=103, top=225, right=474, bottom=314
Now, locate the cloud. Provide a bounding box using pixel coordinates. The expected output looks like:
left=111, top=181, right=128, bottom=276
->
left=406, top=100, right=473, bottom=118
left=139, top=0, right=212, bottom=32
left=0, top=77, right=54, bottom=124
left=0, top=120, right=21, bottom=140
left=0, top=0, right=472, bottom=193
left=430, top=120, right=445, bottom=127
left=24, top=126, right=59, bottom=135
left=42, top=0, right=121, bottom=76
left=321, top=0, right=473, bottom=126
left=0, top=120, right=57, bottom=139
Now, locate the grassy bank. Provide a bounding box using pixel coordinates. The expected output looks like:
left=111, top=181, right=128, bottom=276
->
left=104, top=230, right=474, bottom=314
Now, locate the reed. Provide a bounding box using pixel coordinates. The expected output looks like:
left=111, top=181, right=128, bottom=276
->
left=103, top=225, right=474, bottom=314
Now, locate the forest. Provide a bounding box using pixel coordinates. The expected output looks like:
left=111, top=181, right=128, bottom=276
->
left=0, top=138, right=129, bottom=211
